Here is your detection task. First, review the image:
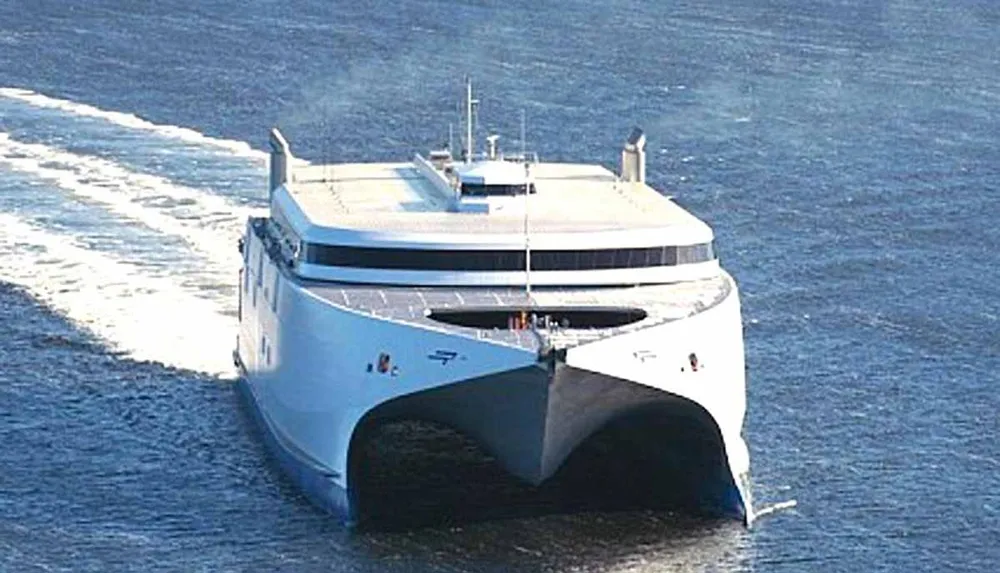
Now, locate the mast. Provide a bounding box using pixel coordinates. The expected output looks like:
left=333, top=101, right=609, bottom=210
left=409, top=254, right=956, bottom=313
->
left=465, top=77, right=475, bottom=163
left=520, top=108, right=531, bottom=298
left=520, top=109, right=526, bottom=160
left=524, top=161, right=531, bottom=298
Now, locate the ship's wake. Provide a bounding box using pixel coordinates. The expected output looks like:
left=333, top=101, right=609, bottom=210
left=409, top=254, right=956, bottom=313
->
left=0, top=88, right=266, bottom=160
left=751, top=499, right=798, bottom=522
left=0, top=88, right=270, bottom=376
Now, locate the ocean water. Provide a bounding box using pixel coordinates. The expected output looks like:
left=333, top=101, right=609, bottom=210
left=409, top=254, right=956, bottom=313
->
left=1, top=0, right=998, bottom=571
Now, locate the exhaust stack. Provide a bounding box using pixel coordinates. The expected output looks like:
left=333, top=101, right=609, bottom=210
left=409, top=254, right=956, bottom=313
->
left=269, top=128, right=291, bottom=201
left=620, top=127, right=646, bottom=184
left=486, top=134, right=499, bottom=160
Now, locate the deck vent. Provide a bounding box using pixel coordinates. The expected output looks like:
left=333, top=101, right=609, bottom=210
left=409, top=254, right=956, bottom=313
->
left=621, top=127, right=646, bottom=184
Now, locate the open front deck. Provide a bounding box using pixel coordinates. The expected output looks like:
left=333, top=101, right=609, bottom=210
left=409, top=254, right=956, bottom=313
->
left=303, top=273, right=733, bottom=351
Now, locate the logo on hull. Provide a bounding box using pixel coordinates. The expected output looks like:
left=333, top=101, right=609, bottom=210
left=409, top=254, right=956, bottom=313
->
left=633, top=350, right=657, bottom=363
left=427, top=349, right=459, bottom=365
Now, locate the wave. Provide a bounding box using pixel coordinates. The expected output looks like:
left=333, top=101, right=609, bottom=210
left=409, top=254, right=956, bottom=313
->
left=752, top=499, right=798, bottom=522
left=0, top=213, right=237, bottom=377
left=0, top=132, right=260, bottom=273
left=0, top=87, right=266, bottom=161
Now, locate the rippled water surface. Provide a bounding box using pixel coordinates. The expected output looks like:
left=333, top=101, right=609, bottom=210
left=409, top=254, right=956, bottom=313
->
left=1, top=0, right=998, bottom=571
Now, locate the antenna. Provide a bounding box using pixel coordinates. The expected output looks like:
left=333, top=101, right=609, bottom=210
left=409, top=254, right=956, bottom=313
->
left=519, top=108, right=531, bottom=298
left=520, top=109, right=526, bottom=160
left=465, top=77, right=479, bottom=163
left=523, top=161, right=532, bottom=298
left=448, top=122, right=454, bottom=156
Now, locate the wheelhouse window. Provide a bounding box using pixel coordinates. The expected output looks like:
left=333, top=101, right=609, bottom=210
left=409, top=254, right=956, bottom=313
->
left=301, top=243, right=716, bottom=271
left=460, top=182, right=536, bottom=197
left=677, top=242, right=714, bottom=264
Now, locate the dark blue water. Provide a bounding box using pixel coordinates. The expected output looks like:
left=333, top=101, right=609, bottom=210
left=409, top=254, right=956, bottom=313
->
left=1, top=1, right=998, bottom=570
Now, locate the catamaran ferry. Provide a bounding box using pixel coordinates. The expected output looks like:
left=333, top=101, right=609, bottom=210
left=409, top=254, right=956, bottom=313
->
left=234, top=80, right=753, bottom=526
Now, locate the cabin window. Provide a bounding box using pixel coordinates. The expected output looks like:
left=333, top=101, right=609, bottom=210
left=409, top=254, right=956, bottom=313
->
left=270, top=207, right=302, bottom=261
left=263, top=265, right=270, bottom=301
left=460, top=182, right=536, bottom=196
left=238, top=268, right=244, bottom=321
left=250, top=248, right=259, bottom=307
left=301, top=243, right=715, bottom=271
left=677, top=243, right=715, bottom=264
left=256, top=249, right=264, bottom=287
left=271, top=273, right=280, bottom=312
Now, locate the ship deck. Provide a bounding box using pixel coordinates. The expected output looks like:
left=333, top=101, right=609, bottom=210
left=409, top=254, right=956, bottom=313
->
left=303, top=273, right=733, bottom=351
left=286, top=161, right=709, bottom=235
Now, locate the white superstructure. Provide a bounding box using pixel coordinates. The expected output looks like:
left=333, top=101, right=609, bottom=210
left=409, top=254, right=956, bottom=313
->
left=234, top=80, right=752, bottom=526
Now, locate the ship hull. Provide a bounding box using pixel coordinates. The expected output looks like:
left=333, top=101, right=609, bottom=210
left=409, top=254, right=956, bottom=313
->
left=236, top=230, right=752, bottom=527
left=350, top=363, right=749, bottom=521
left=236, top=354, right=749, bottom=525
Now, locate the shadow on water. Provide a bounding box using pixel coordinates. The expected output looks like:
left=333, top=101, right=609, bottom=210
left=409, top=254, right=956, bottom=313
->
left=350, top=407, right=736, bottom=533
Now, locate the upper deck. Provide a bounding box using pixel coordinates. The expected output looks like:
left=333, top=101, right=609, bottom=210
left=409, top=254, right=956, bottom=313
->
left=260, top=87, right=721, bottom=287
left=279, top=160, right=710, bottom=240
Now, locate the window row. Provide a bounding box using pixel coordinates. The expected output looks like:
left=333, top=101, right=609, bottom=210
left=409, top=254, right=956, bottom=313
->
left=300, top=242, right=715, bottom=271
left=460, top=183, right=536, bottom=196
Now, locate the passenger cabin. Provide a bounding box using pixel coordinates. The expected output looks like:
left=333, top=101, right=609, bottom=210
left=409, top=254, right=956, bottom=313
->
left=259, top=99, right=719, bottom=288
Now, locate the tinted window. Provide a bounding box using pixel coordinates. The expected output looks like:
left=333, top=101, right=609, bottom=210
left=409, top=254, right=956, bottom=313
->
left=677, top=243, right=713, bottom=264
left=460, top=183, right=536, bottom=196
left=302, top=243, right=715, bottom=271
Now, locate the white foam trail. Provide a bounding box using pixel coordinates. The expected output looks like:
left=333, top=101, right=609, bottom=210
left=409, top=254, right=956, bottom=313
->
left=0, top=214, right=236, bottom=377
left=0, top=133, right=260, bottom=275
left=0, top=87, right=266, bottom=161
left=752, top=499, right=798, bottom=521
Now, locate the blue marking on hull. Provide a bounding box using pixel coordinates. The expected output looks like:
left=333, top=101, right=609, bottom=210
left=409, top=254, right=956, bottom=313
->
left=234, top=370, right=357, bottom=527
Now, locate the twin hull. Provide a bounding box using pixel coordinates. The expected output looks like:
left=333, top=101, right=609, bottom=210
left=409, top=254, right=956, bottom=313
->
left=236, top=232, right=752, bottom=525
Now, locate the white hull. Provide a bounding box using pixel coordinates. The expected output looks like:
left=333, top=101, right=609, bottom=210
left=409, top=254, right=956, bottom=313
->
left=236, top=228, right=752, bottom=526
